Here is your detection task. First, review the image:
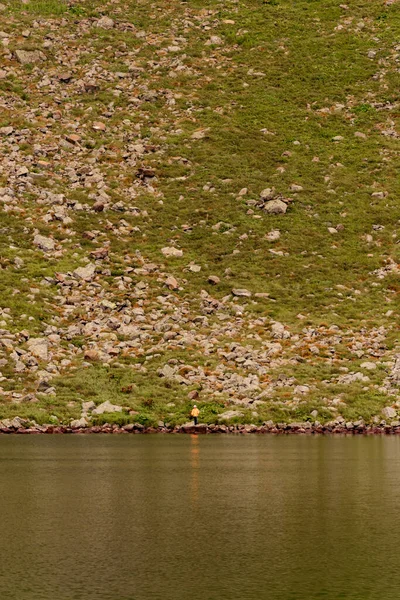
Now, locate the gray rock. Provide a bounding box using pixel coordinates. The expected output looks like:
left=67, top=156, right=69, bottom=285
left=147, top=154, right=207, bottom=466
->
left=338, top=372, right=370, bottom=384
left=271, top=321, right=290, bottom=339
left=0, top=126, right=13, bottom=136
left=73, top=263, right=96, bottom=281
left=263, top=199, right=287, bottom=214
left=260, top=188, right=275, bottom=201
left=232, top=288, right=252, bottom=298
left=96, top=16, right=115, bottom=29
left=360, top=361, right=377, bottom=370
left=33, top=234, right=55, bottom=252
left=70, top=417, right=89, bottom=429
left=159, top=364, right=176, bottom=379
left=82, top=400, right=96, bottom=414
left=382, top=406, right=397, bottom=420
left=161, top=247, right=183, bottom=258
left=219, top=410, right=244, bottom=420
left=92, top=400, right=123, bottom=415
left=265, top=229, right=280, bottom=241
left=26, top=338, right=48, bottom=361
left=15, top=49, right=46, bottom=65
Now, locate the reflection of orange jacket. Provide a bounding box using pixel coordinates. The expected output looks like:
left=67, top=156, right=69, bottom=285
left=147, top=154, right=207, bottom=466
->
left=191, top=408, right=199, bottom=417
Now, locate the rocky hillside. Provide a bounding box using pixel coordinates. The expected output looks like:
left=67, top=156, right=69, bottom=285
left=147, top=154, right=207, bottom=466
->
left=0, top=0, right=399, bottom=430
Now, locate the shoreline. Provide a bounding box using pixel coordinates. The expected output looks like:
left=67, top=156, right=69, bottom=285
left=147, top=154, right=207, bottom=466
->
left=1, top=423, right=400, bottom=435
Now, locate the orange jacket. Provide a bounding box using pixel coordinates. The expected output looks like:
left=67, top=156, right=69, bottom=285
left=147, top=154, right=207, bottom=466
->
left=191, top=407, right=199, bottom=417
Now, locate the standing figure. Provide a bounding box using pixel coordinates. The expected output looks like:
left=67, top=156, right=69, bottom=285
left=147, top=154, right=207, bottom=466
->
left=191, top=405, right=199, bottom=425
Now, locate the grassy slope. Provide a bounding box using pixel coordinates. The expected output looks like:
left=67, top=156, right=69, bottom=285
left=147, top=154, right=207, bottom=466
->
left=0, top=0, right=399, bottom=427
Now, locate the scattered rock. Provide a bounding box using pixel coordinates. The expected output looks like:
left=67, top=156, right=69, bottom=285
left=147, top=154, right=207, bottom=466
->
left=92, top=401, right=123, bottom=415
left=26, top=338, right=48, bottom=361
left=208, top=275, right=220, bottom=285
left=71, top=417, right=89, bottom=429
left=33, top=234, right=55, bottom=252
left=165, top=276, right=179, bottom=290
left=360, top=362, right=377, bottom=370
left=96, top=16, right=115, bottom=29
left=161, top=247, right=183, bottom=258
left=265, top=230, right=280, bottom=241
left=219, top=410, right=244, bottom=420
left=263, top=199, right=288, bottom=214
left=232, top=288, right=252, bottom=297
left=382, top=406, right=397, bottom=420
left=73, top=263, right=96, bottom=281
left=14, top=49, right=46, bottom=65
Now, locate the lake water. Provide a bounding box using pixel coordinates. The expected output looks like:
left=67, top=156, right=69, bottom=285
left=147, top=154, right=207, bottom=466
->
left=0, top=435, right=399, bottom=600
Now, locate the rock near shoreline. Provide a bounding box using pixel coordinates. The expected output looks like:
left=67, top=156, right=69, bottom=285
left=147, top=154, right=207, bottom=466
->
left=2, top=421, right=400, bottom=436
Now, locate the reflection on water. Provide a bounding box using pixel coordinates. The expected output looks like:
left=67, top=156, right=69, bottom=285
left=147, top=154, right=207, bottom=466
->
left=190, top=434, right=199, bottom=506
left=0, top=435, right=399, bottom=599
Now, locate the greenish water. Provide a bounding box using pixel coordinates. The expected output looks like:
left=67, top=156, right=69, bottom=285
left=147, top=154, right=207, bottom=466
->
left=0, top=435, right=399, bottom=600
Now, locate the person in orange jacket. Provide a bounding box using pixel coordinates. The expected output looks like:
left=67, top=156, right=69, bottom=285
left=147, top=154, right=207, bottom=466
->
left=191, top=405, right=200, bottom=425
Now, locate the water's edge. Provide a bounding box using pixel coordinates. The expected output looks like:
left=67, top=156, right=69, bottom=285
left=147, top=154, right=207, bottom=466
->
left=1, top=422, right=400, bottom=435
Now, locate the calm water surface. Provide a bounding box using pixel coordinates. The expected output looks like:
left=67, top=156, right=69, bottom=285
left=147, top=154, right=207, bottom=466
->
left=0, top=435, right=399, bottom=600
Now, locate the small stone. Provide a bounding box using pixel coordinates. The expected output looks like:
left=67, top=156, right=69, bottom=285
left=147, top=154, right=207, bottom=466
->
left=15, top=49, right=45, bottom=65
left=92, top=121, right=106, bottom=131
left=265, top=229, right=280, bottom=241
left=232, top=288, right=252, bottom=297
left=92, top=400, right=123, bottom=415
left=59, top=72, right=73, bottom=83
left=165, top=276, right=179, bottom=290
left=33, top=234, right=55, bottom=252
left=382, top=406, right=397, bottom=420
left=27, top=338, right=48, bottom=361
left=260, top=188, right=275, bottom=201
left=208, top=275, right=220, bottom=285
left=290, top=184, right=303, bottom=192
left=354, top=131, right=367, bottom=139
left=191, top=129, right=208, bottom=140
left=84, top=349, right=100, bottom=361
left=96, top=16, right=115, bottom=29
left=263, top=199, right=287, bottom=214
left=208, top=35, right=223, bottom=45
left=71, top=417, right=89, bottom=429
left=82, top=401, right=96, bottom=413
left=73, top=263, right=96, bottom=281
left=219, top=410, right=244, bottom=420
left=332, top=135, right=344, bottom=142
left=271, top=321, right=290, bottom=339
left=360, top=362, right=377, bottom=370
left=66, top=134, right=81, bottom=144
left=0, top=126, right=13, bottom=136
left=188, top=264, right=201, bottom=273
left=161, top=247, right=183, bottom=258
